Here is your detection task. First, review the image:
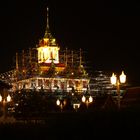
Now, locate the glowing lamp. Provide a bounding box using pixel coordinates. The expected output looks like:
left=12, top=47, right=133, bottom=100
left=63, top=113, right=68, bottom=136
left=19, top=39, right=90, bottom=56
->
left=119, top=71, right=126, bottom=83
left=110, top=73, right=117, bottom=85
left=89, top=96, right=93, bottom=103
left=0, top=95, right=2, bottom=102
left=56, top=99, right=60, bottom=106
left=82, top=95, right=86, bottom=102
left=7, top=95, right=11, bottom=102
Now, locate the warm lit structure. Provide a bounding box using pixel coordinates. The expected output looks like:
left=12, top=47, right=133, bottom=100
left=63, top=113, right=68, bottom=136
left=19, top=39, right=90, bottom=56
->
left=110, top=71, right=126, bottom=109
left=81, top=95, right=93, bottom=108
left=0, top=7, right=90, bottom=95
left=37, top=8, right=60, bottom=65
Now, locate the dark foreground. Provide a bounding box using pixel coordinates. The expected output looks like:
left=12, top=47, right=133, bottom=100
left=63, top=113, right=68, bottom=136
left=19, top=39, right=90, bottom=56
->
left=0, top=109, right=140, bottom=139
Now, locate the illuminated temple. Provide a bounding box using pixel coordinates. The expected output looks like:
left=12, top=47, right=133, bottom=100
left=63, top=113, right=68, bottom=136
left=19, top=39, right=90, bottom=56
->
left=0, top=8, right=90, bottom=94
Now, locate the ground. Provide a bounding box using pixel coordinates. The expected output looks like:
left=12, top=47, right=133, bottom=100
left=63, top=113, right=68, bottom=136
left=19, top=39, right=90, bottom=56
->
left=0, top=109, right=140, bottom=139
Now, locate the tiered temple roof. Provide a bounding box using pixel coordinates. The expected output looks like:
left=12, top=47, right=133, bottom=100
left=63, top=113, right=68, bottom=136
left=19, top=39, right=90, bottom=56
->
left=0, top=7, right=90, bottom=94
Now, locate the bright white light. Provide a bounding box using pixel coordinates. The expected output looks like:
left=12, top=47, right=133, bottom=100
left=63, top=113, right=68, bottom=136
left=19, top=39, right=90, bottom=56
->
left=110, top=73, right=117, bottom=85
left=56, top=99, right=60, bottom=106
left=82, top=96, right=86, bottom=102
left=89, top=96, right=93, bottom=103
left=38, top=46, right=59, bottom=64
left=82, top=88, right=87, bottom=91
left=73, top=103, right=80, bottom=109
left=120, top=71, right=126, bottom=84
left=7, top=95, right=11, bottom=102
left=0, top=95, right=2, bottom=102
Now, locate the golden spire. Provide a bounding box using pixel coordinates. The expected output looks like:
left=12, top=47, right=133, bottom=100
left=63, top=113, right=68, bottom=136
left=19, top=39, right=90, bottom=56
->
left=71, top=50, right=73, bottom=67
left=79, top=48, right=82, bottom=66
left=44, top=7, right=52, bottom=38
left=16, top=52, right=18, bottom=70
left=46, top=7, right=49, bottom=31
left=65, top=48, right=68, bottom=67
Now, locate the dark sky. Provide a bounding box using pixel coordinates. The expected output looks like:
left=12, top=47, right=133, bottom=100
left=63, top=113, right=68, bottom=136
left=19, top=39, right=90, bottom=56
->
left=0, top=0, right=140, bottom=85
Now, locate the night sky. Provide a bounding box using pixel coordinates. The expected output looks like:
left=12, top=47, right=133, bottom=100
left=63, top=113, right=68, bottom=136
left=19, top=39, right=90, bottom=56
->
left=0, top=0, right=140, bottom=85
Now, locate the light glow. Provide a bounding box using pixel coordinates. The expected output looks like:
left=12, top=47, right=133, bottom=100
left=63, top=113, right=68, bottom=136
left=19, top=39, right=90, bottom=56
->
left=56, top=99, right=60, bottom=106
left=73, top=103, right=80, bottom=110
left=89, top=96, right=93, bottom=103
left=119, top=71, right=126, bottom=83
left=0, top=95, right=2, bottom=102
left=7, top=94, right=11, bottom=102
left=38, top=46, right=59, bottom=64
left=110, top=73, right=117, bottom=85
left=82, top=95, right=86, bottom=102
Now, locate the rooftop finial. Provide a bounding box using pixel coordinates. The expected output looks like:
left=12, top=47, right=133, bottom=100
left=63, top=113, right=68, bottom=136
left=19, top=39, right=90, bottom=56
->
left=46, top=7, right=49, bottom=30
left=44, top=7, right=52, bottom=38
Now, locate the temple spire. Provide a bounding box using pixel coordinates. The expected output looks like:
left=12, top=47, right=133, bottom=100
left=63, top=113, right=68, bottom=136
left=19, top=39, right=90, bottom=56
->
left=46, top=7, right=49, bottom=31
left=44, top=7, right=52, bottom=38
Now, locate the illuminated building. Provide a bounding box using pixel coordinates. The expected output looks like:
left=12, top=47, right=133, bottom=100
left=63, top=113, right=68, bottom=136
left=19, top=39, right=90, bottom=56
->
left=0, top=8, right=90, bottom=95
left=90, top=71, right=112, bottom=96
